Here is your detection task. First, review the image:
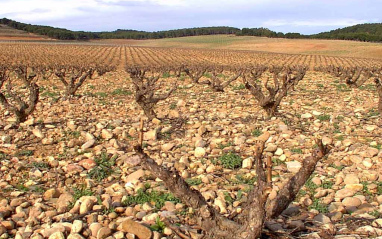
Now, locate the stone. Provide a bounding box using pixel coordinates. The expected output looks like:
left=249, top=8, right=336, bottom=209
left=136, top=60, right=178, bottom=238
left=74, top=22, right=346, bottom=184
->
left=274, top=148, right=283, bottom=156
left=126, top=169, right=145, bottom=183
left=194, top=147, right=206, bottom=158
left=344, top=174, right=359, bottom=185
left=101, top=129, right=113, bottom=140
left=322, top=136, right=332, bottom=145
left=89, top=223, right=103, bottom=237
left=79, top=198, right=95, bottom=214
left=301, top=113, right=313, bottom=119
left=286, top=161, right=302, bottom=173
left=313, top=213, right=331, bottom=224
left=372, top=219, right=382, bottom=228
left=161, top=143, right=175, bottom=152
left=344, top=184, right=363, bottom=192
left=144, top=129, right=157, bottom=141
left=97, top=227, right=112, bottom=239
left=120, top=219, right=152, bottom=239
left=265, top=143, right=277, bottom=152
left=48, top=232, right=65, bottom=239
left=335, top=189, right=356, bottom=199
left=72, top=220, right=83, bottom=234
left=56, top=193, right=74, bottom=213
left=342, top=197, right=362, bottom=208
left=78, top=158, right=97, bottom=170
left=242, top=158, right=252, bottom=169
left=257, top=132, right=270, bottom=142
left=359, top=147, right=379, bottom=158
left=67, top=234, right=85, bottom=239
left=32, top=129, right=44, bottom=138
left=81, top=139, right=95, bottom=150
left=44, top=189, right=61, bottom=200
left=214, top=198, right=227, bottom=213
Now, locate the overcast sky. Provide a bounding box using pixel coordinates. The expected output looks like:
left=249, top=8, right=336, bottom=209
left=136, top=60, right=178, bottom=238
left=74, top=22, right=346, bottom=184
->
left=1, top=0, right=380, bottom=34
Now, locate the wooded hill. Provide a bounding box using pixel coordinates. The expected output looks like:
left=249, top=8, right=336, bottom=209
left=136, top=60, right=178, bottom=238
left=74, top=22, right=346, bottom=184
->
left=1, top=18, right=381, bottom=42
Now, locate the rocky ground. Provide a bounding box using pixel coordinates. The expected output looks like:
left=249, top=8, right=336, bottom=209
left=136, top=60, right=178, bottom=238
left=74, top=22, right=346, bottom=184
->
left=0, top=71, right=381, bottom=239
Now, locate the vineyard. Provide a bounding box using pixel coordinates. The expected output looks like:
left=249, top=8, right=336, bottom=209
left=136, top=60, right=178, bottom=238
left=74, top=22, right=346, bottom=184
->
left=0, top=43, right=381, bottom=69
left=0, top=41, right=382, bottom=239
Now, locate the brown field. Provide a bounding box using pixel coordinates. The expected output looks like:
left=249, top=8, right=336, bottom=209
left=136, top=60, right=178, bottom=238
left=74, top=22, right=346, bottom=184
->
left=0, top=34, right=382, bottom=238
left=93, top=35, right=382, bottom=60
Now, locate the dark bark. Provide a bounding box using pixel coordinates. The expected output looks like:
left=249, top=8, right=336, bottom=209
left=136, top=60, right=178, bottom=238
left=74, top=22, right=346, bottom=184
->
left=133, top=136, right=329, bottom=239
left=0, top=66, right=40, bottom=124
left=127, top=68, right=177, bottom=120
left=244, top=66, right=306, bottom=117
left=375, top=78, right=382, bottom=114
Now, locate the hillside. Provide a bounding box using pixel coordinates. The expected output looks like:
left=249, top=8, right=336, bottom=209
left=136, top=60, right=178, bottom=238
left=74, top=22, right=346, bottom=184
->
left=0, top=24, right=49, bottom=40
left=313, top=23, right=382, bottom=42
left=1, top=18, right=381, bottom=42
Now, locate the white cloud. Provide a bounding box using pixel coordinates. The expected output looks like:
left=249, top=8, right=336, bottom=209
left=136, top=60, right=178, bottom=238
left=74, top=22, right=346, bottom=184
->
left=263, top=19, right=368, bottom=28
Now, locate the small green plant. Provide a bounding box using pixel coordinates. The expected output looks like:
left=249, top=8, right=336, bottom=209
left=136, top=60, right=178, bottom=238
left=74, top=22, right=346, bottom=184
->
left=15, top=183, right=29, bottom=192
left=169, top=103, right=177, bottom=110
left=158, top=131, right=172, bottom=140
left=329, top=164, right=345, bottom=171
left=150, top=217, right=166, bottom=232
left=162, top=72, right=171, bottom=78
left=68, top=185, right=94, bottom=209
left=111, top=89, right=132, bottom=96
left=88, top=152, right=116, bottom=181
left=122, top=189, right=181, bottom=209
left=232, top=174, right=257, bottom=185
left=322, top=180, right=334, bottom=189
left=218, top=141, right=233, bottom=149
left=185, top=178, right=202, bottom=186
left=30, top=162, right=50, bottom=169
left=223, top=192, right=234, bottom=205
left=316, top=83, right=324, bottom=88
left=367, top=108, right=380, bottom=117
left=361, top=181, right=372, bottom=196
left=251, top=129, right=262, bottom=137
left=15, top=150, right=34, bottom=157
left=272, top=157, right=285, bottom=166
left=308, top=198, right=328, bottom=213
left=291, top=148, right=303, bottom=154
left=232, top=84, right=246, bottom=90
left=317, top=114, right=331, bottom=121
left=369, top=210, right=382, bottom=218
left=63, top=130, right=81, bottom=139
left=95, top=92, right=108, bottom=98
left=371, top=144, right=381, bottom=150
left=218, top=152, right=242, bottom=169
left=335, top=135, right=344, bottom=141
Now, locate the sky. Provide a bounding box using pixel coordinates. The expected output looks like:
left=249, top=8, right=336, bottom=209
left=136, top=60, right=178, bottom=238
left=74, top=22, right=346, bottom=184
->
left=0, top=0, right=381, bottom=34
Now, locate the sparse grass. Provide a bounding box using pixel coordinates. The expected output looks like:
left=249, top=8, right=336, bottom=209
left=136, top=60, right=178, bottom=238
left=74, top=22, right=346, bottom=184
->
left=150, top=217, right=166, bottom=232
left=291, top=148, right=303, bottom=154
left=15, top=150, right=34, bottom=157
left=224, top=192, right=234, bottom=205
left=63, top=130, right=81, bottom=139
left=88, top=152, right=116, bottom=181
left=218, top=152, right=242, bottom=169
left=69, top=185, right=94, bottom=209
left=251, top=129, right=262, bottom=137
left=367, top=108, right=380, bottom=117
left=232, top=174, right=257, bottom=185
left=169, top=103, right=177, bottom=110
left=317, top=114, right=331, bottom=121
left=232, top=84, right=246, bottom=90
left=335, top=135, right=345, bottom=141
left=218, top=141, right=233, bottom=149
left=30, top=162, right=50, bottom=169
left=371, top=144, right=381, bottom=150
left=111, top=88, right=132, bottom=96
left=185, top=177, right=202, bottom=186
left=122, top=189, right=181, bottom=209
left=308, top=198, right=328, bottom=213
left=329, top=163, right=345, bottom=171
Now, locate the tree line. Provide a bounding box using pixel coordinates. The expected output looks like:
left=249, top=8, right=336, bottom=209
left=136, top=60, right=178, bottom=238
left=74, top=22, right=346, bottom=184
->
left=1, top=18, right=381, bottom=42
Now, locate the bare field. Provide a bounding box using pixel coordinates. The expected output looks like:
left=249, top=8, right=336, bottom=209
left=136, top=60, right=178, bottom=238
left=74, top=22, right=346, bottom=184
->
left=94, top=35, right=382, bottom=60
